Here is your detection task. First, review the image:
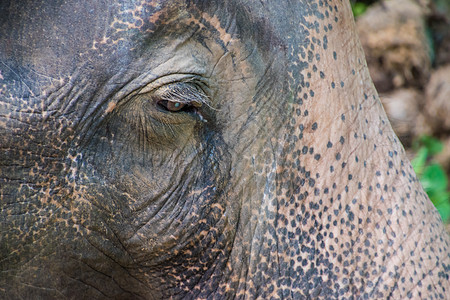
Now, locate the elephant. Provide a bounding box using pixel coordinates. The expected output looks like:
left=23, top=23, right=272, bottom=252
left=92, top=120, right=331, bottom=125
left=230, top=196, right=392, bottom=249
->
left=1, top=0, right=449, bottom=299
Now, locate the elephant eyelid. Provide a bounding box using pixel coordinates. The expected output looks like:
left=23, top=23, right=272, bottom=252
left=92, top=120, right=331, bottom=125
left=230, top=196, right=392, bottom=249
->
left=154, top=82, right=211, bottom=109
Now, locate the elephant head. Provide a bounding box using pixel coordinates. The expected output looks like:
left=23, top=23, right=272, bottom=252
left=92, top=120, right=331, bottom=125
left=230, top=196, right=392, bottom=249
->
left=1, top=0, right=449, bottom=299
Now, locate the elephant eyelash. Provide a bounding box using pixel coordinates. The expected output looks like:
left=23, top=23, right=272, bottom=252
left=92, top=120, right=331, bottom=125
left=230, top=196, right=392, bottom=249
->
left=156, top=82, right=206, bottom=102
left=153, top=82, right=214, bottom=122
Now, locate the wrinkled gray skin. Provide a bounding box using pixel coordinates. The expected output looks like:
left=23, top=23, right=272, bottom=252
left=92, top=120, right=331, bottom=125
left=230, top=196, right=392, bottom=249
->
left=1, top=0, right=449, bottom=299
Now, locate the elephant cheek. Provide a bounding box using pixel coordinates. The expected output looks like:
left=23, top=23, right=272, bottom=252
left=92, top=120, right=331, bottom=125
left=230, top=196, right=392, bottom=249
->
left=66, top=132, right=236, bottom=271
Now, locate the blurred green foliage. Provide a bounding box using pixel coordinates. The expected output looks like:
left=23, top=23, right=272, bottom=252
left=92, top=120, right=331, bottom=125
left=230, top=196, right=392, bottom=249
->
left=412, top=136, right=450, bottom=223
left=351, top=2, right=368, bottom=17
left=350, top=0, right=377, bottom=17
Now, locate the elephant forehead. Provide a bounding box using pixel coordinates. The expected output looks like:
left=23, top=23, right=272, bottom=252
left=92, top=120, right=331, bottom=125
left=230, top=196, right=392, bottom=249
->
left=0, top=1, right=280, bottom=71
left=0, top=0, right=285, bottom=115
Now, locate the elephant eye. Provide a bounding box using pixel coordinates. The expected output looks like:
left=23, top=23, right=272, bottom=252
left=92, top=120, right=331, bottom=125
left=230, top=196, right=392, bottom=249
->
left=157, top=100, right=188, bottom=112
left=152, top=82, right=208, bottom=120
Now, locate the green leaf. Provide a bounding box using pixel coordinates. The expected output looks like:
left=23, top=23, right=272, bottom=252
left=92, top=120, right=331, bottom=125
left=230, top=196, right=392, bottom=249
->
left=412, top=135, right=449, bottom=224
left=435, top=200, right=450, bottom=223
left=429, top=189, right=449, bottom=206
left=421, top=163, right=448, bottom=194
left=411, top=147, right=428, bottom=175
left=414, top=135, right=443, bottom=155
left=351, top=2, right=367, bottom=17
